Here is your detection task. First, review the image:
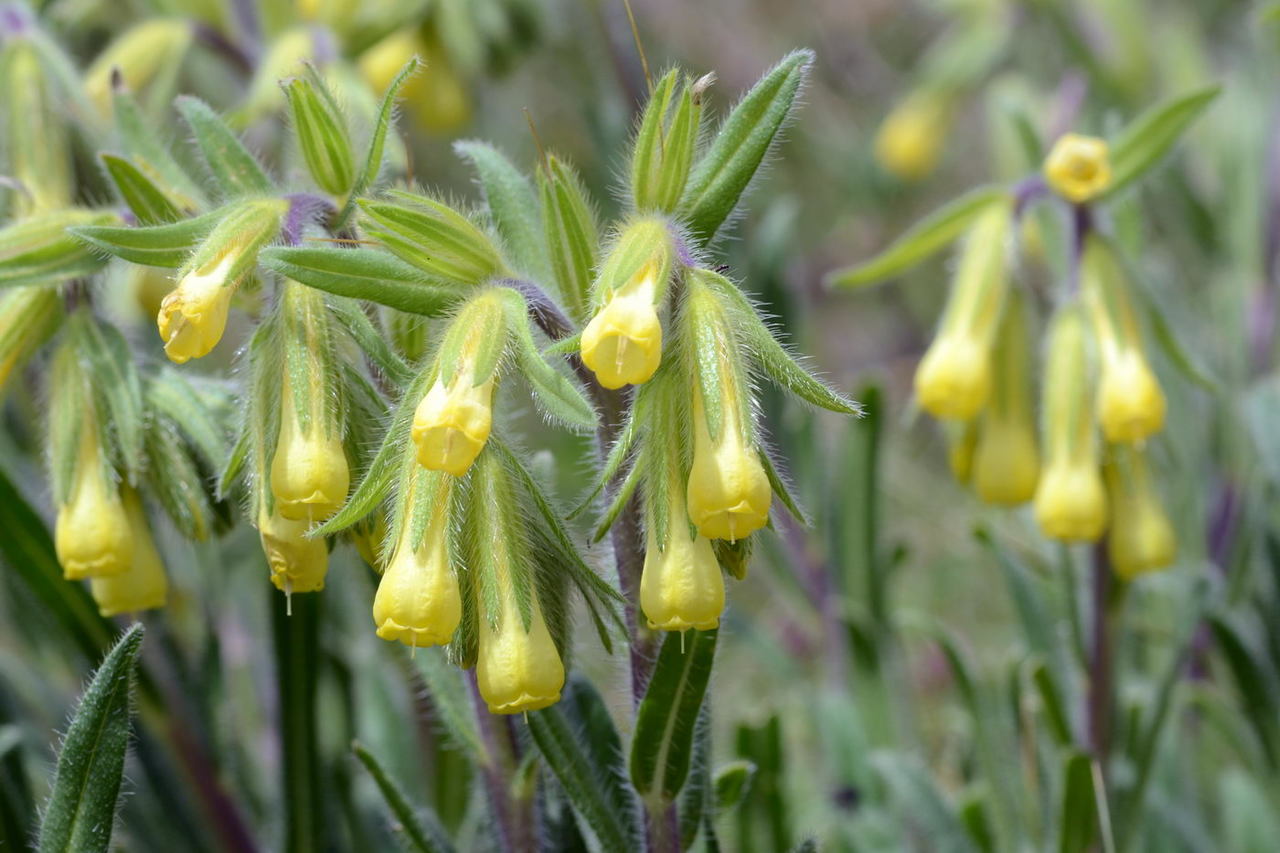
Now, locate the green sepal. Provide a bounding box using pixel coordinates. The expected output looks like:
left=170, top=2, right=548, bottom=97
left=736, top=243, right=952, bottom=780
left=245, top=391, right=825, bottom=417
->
left=571, top=383, right=649, bottom=519
left=69, top=313, right=146, bottom=485
left=631, top=70, right=678, bottom=211
left=499, top=288, right=597, bottom=430
left=679, top=50, right=812, bottom=245
left=145, top=369, right=232, bottom=473
left=826, top=185, right=1008, bottom=289
left=630, top=628, right=719, bottom=802
left=70, top=208, right=225, bottom=268
left=284, top=70, right=356, bottom=197
left=592, top=461, right=642, bottom=543
left=143, top=407, right=219, bottom=542
left=176, top=96, right=274, bottom=199
left=759, top=447, right=807, bottom=526
left=333, top=57, right=419, bottom=230
left=0, top=210, right=118, bottom=288
left=112, top=87, right=206, bottom=212
left=100, top=155, right=183, bottom=225
left=360, top=193, right=505, bottom=287
left=1105, top=85, right=1220, bottom=198
left=36, top=625, right=145, bottom=853
left=713, top=536, right=752, bottom=582
left=632, top=70, right=701, bottom=213
left=258, top=246, right=464, bottom=316
left=456, top=140, right=550, bottom=282
left=325, top=295, right=414, bottom=387
left=538, top=155, right=598, bottom=323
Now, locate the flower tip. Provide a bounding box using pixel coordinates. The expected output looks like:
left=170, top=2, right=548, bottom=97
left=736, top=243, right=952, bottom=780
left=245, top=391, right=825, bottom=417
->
left=914, top=335, right=991, bottom=421
left=1033, top=464, right=1108, bottom=543
left=1044, top=133, right=1112, bottom=203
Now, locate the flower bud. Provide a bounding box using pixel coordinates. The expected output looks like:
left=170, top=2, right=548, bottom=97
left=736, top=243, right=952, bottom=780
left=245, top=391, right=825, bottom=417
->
left=1044, top=134, right=1112, bottom=203
left=1033, top=307, right=1107, bottom=542
left=55, top=421, right=132, bottom=580
left=89, top=489, right=168, bottom=617
left=1105, top=446, right=1176, bottom=580
left=271, top=372, right=349, bottom=522
left=631, top=69, right=701, bottom=212
left=687, top=390, right=771, bottom=542
left=1, top=38, right=72, bottom=214
left=914, top=200, right=1012, bottom=420
left=360, top=193, right=503, bottom=286
left=83, top=19, right=192, bottom=119
left=283, top=73, right=355, bottom=197
left=641, top=497, right=724, bottom=632
left=1081, top=237, right=1166, bottom=443
left=157, top=198, right=286, bottom=363
left=239, top=26, right=318, bottom=124
left=0, top=286, right=60, bottom=389
left=875, top=93, right=950, bottom=181
left=580, top=260, right=663, bottom=389
left=476, top=587, right=566, bottom=714
left=412, top=375, right=495, bottom=476
left=258, top=504, right=329, bottom=594
left=972, top=292, right=1039, bottom=505
left=372, top=476, right=462, bottom=647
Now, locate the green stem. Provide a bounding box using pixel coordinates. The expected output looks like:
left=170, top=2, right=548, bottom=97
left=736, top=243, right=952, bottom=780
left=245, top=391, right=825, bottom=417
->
left=271, top=590, right=323, bottom=853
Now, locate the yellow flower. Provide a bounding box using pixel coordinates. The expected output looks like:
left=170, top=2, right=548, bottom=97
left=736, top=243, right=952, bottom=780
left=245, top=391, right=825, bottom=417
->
left=1033, top=307, right=1107, bottom=542
left=687, top=390, right=771, bottom=542
left=156, top=252, right=236, bottom=364
left=0, top=287, right=59, bottom=389
left=641, top=495, right=725, bottom=632
left=258, top=504, right=329, bottom=594
left=271, top=372, right=350, bottom=522
left=914, top=200, right=1011, bottom=420
left=1105, top=447, right=1176, bottom=580
left=947, top=421, right=978, bottom=483
left=1081, top=237, right=1165, bottom=443
left=972, top=292, right=1039, bottom=505
left=875, top=93, right=949, bottom=181
left=90, top=489, right=168, bottom=617
left=476, top=587, right=565, bottom=715
left=372, top=478, right=462, bottom=648
left=1044, top=134, right=1112, bottom=203
left=55, top=421, right=132, bottom=580
left=580, top=261, right=663, bottom=389
left=412, top=374, right=495, bottom=476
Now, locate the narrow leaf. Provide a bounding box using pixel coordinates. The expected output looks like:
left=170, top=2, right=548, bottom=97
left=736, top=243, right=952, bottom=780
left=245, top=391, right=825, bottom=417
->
left=176, top=96, right=273, bottom=198
left=37, top=625, right=145, bottom=853
left=353, top=742, right=454, bottom=853
left=456, top=140, right=549, bottom=280
left=1058, top=751, right=1098, bottom=853
left=258, top=246, right=463, bottom=316
left=1105, top=86, right=1220, bottom=197
left=70, top=209, right=223, bottom=268
left=101, top=155, right=183, bottom=225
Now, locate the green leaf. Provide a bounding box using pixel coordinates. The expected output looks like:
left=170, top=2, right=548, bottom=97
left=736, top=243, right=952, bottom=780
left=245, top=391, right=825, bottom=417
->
left=325, top=295, right=413, bottom=387
left=1031, top=660, right=1073, bottom=747
left=827, top=186, right=1007, bottom=289
left=1105, top=86, right=1219, bottom=197
left=456, top=140, right=549, bottom=281
left=713, top=760, right=756, bottom=812
left=72, top=315, right=146, bottom=483
left=528, top=705, right=635, bottom=852
left=258, top=246, right=463, bottom=315
left=101, top=155, right=183, bottom=225
left=500, top=289, right=596, bottom=429
left=353, top=742, right=455, bottom=853
left=679, top=51, right=812, bottom=245
left=37, top=624, right=145, bottom=853
left=112, top=88, right=205, bottom=212
left=959, top=791, right=996, bottom=853
left=0, top=210, right=117, bottom=288
left=631, top=70, right=679, bottom=211
left=1058, top=751, right=1098, bottom=853
left=70, top=209, right=224, bottom=268
left=630, top=628, right=719, bottom=802
left=759, top=448, right=807, bottom=525
left=341, top=58, right=419, bottom=226
left=176, top=96, right=273, bottom=198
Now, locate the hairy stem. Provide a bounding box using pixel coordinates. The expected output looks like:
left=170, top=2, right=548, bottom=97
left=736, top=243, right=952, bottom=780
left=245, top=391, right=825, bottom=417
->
left=466, top=671, right=534, bottom=853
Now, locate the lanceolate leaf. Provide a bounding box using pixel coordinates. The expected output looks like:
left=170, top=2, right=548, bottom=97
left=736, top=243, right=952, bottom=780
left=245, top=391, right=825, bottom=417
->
left=827, top=186, right=1007, bottom=289
left=630, top=628, right=719, bottom=802
left=1105, top=86, right=1220, bottom=198
left=528, top=705, right=635, bottom=853
left=353, top=742, right=454, bottom=853
left=176, top=96, right=273, bottom=198
left=37, top=624, right=145, bottom=853
left=1058, top=751, right=1099, bottom=853
left=70, top=208, right=224, bottom=268
left=101, top=155, right=183, bottom=225
left=456, top=140, right=549, bottom=281
left=112, top=88, right=205, bottom=211
left=336, top=57, right=419, bottom=230
left=325, top=295, right=413, bottom=387
left=679, top=50, right=812, bottom=245
left=258, top=246, right=463, bottom=316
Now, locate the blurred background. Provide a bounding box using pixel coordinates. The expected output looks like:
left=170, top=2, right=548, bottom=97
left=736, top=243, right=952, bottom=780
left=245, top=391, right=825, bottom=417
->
left=3, top=0, right=1280, bottom=850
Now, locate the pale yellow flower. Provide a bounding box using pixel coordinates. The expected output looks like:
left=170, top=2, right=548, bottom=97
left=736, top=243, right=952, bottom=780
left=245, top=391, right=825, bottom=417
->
left=686, top=391, right=770, bottom=542
left=580, top=261, right=663, bottom=389
left=271, top=373, right=350, bottom=522
left=476, top=589, right=565, bottom=714
left=89, top=489, right=168, bottom=617
left=641, top=494, right=724, bottom=632
left=372, top=481, right=461, bottom=648
left=411, top=374, right=495, bottom=476
left=55, top=422, right=132, bottom=580
left=1044, top=134, right=1112, bottom=203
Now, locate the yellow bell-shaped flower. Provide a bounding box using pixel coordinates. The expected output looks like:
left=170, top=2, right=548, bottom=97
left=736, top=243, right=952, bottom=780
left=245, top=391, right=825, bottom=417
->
left=972, top=293, right=1039, bottom=505
left=411, top=374, right=495, bottom=476
left=687, top=391, right=771, bottom=542
left=372, top=480, right=462, bottom=648
left=258, top=504, right=329, bottom=594
left=55, top=422, right=132, bottom=580
left=875, top=93, right=949, bottom=181
left=156, top=252, right=236, bottom=364
left=580, top=261, right=663, bottom=389
left=1105, top=447, right=1176, bottom=580
left=1033, top=306, right=1107, bottom=542
left=271, top=373, right=350, bottom=522
left=476, top=586, right=565, bottom=715
left=1044, top=134, right=1112, bottom=203
left=914, top=200, right=1012, bottom=420
left=641, top=493, right=725, bottom=632
left=89, top=489, right=168, bottom=617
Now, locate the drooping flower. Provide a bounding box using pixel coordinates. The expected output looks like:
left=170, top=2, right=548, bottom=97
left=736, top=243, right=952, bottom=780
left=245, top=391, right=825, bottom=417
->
left=271, top=371, right=349, bottom=522
left=476, top=584, right=565, bottom=715
left=580, top=260, right=663, bottom=389
left=412, top=374, right=495, bottom=476
left=1105, top=446, right=1176, bottom=580
left=1044, top=134, right=1112, bottom=203
left=972, top=291, right=1039, bottom=505
left=687, top=389, right=771, bottom=542
left=641, top=493, right=725, bottom=632
left=258, top=504, right=329, bottom=594
left=89, top=489, right=168, bottom=617
left=55, top=419, right=132, bottom=580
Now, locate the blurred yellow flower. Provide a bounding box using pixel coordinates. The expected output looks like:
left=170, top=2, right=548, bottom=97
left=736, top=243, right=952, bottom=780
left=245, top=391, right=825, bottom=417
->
left=83, top=19, right=191, bottom=118
left=972, top=292, right=1039, bottom=505
left=875, top=93, right=949, bottom=181
left=687, top=391, right=771, bottom=542
left=90, top=489, right=168, bottom=617
left=1044, top=134, right=1112, bottom=203
left=1105, top=446, right=1176, bottom=580
left=258, top=504, right=329, bottom=594
left=581, top=261, right=663, bottom=389
left=55, top=422, right=132, bottom=580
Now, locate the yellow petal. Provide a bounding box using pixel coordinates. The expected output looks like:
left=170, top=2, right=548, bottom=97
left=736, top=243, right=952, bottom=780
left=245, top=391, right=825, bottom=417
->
left=411, top=376, right=494, bottom=476
left=372, top=507, right=461, bottom=648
